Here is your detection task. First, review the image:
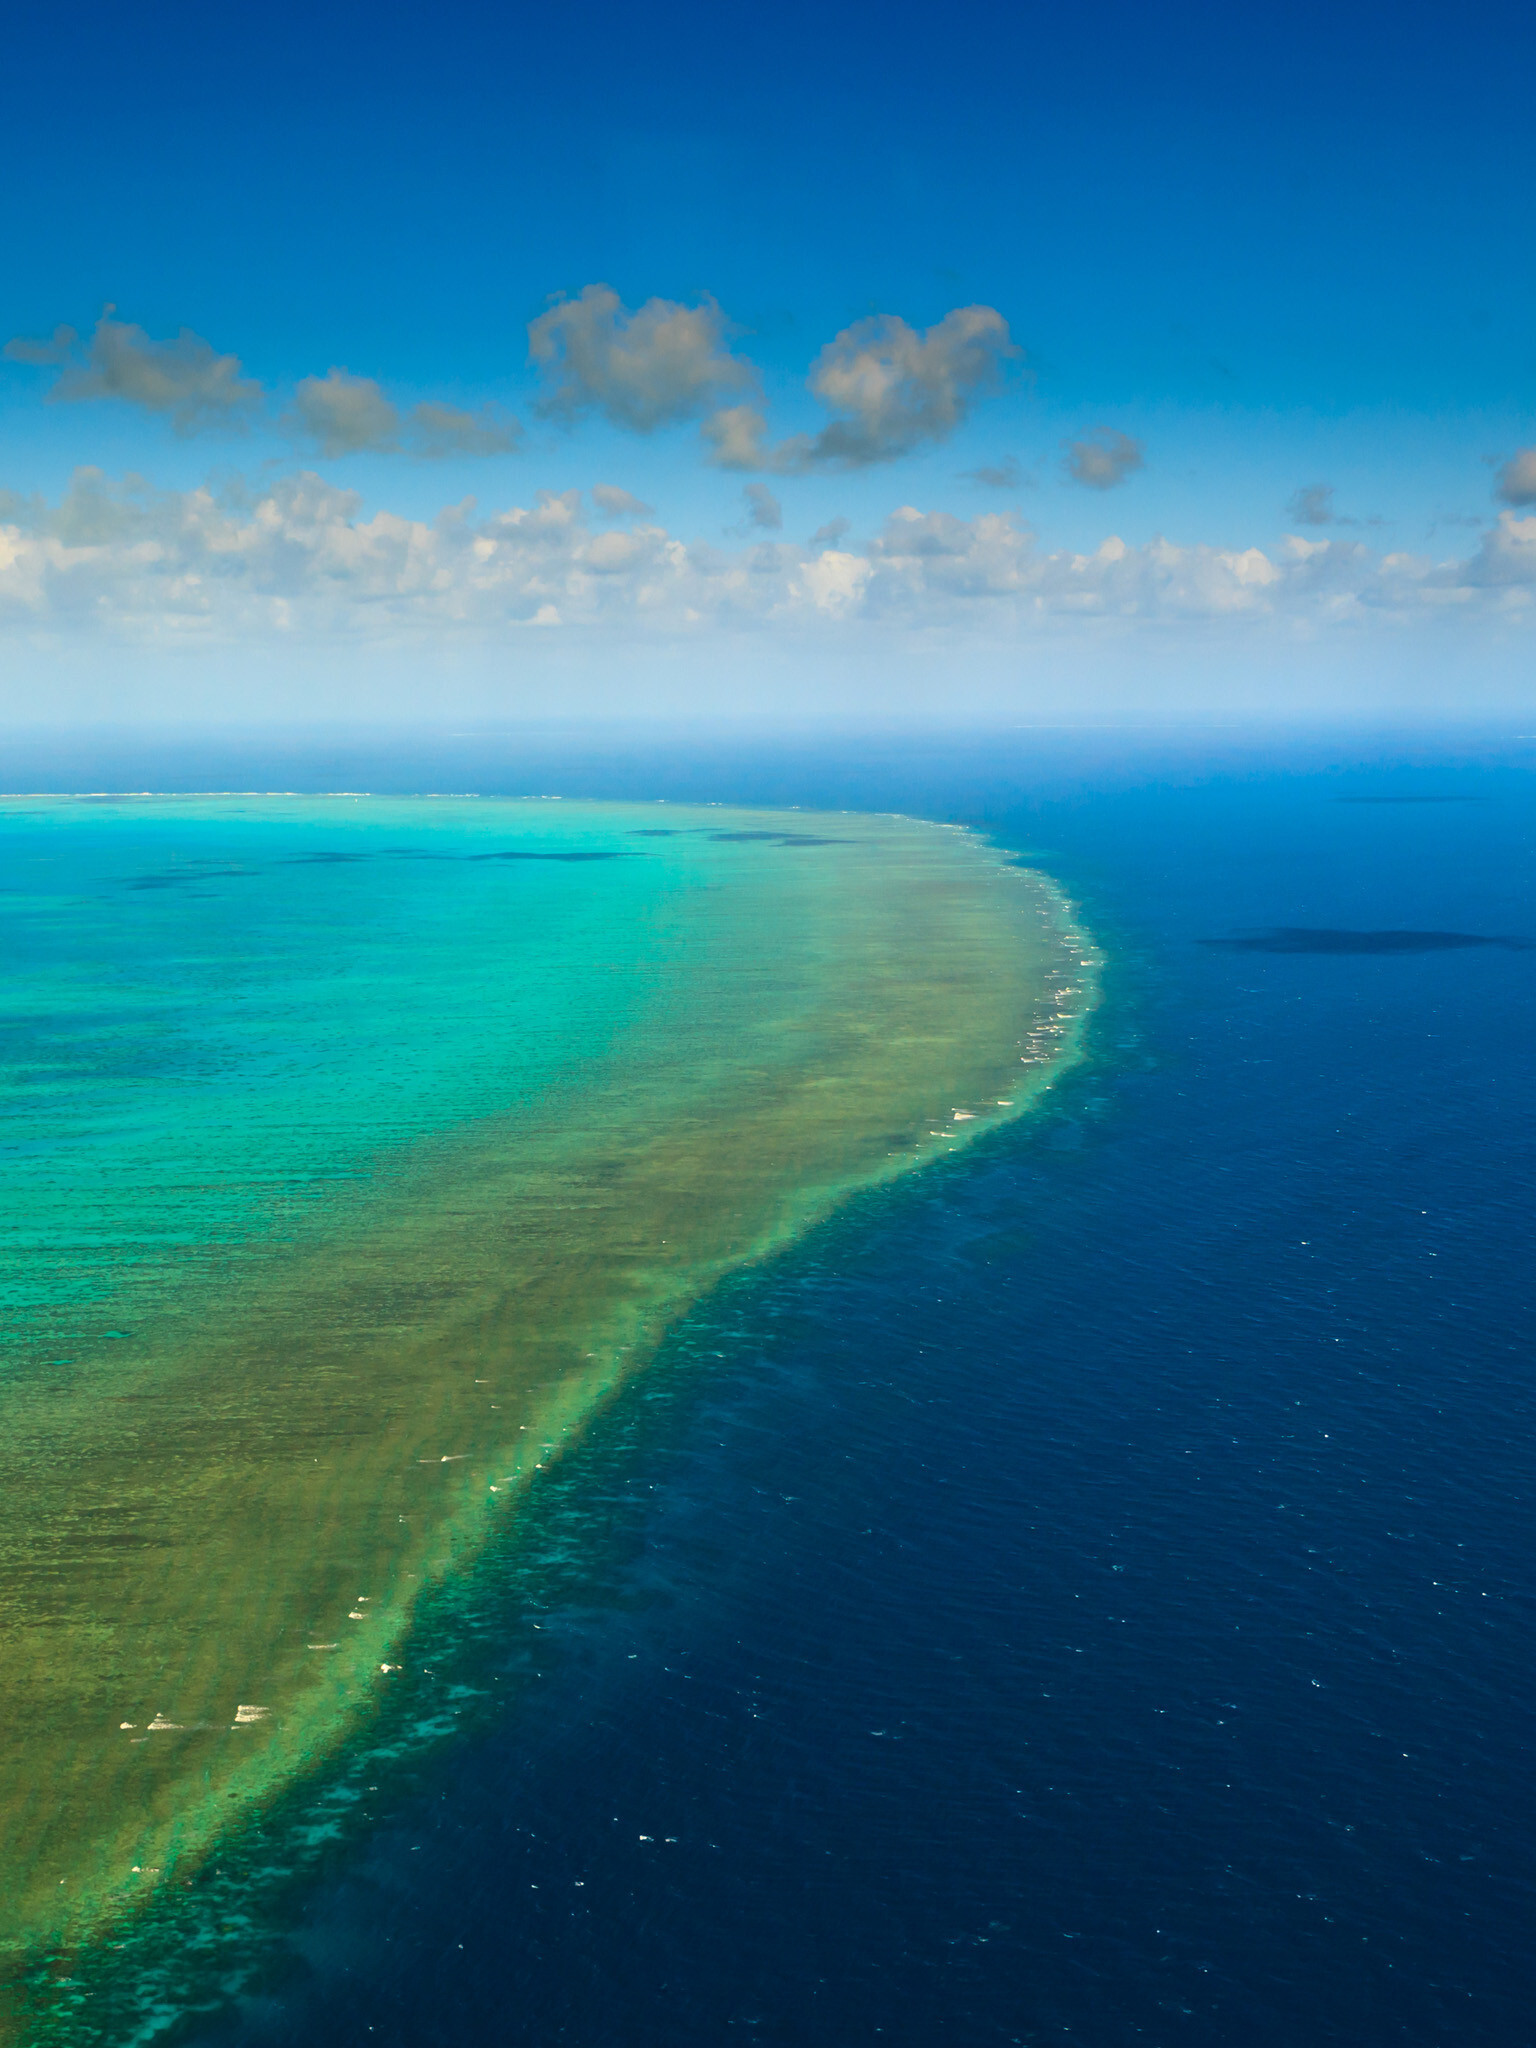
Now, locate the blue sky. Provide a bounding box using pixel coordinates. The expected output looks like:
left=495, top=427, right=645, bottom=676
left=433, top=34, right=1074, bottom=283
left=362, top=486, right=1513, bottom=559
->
left=2, top=0, right=1533, bottom=721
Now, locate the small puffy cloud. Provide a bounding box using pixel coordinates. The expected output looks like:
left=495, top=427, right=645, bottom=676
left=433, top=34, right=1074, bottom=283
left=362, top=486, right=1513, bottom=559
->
left=1288, top=484, right=1337, bottom=526
left=293, top=377, right=520, bottom=460
left=1286, top=483, right=1369, bottom=529
left=800, top=307, right=1018, bottom=467
left=9, top=319, right=520, bottom=461
left=34, top=315, right=262, bottom=432
left=797, top=548, right=872, bottom=614
left=810, top=516, right=850, bottom=550
left=289, top=369, right=401, bottom=456
left=710, top=305, right=1018, bottom=473
left=743, top=483, right=782, bottom=530
left=592, top=484, right=655, bottom=518
left=1463, top=510, right=1536, bottom=585
left=964, top=457, right=1023, bottom=488
left=3, top=324, right=78, bottom=367
left=411, top=400, right=520, bottom=458
left=1494, top=447, right=1536, bottom=507
left=1062, top=428, right=1145, bottom=490
left=528, top=283, right=755, bottom=432
left=701, top=404, right=772, bottom=470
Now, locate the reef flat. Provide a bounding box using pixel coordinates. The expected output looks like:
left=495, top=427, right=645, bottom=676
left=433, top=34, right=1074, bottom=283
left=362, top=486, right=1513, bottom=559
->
left=0, top=797, right=1096, bottom=2033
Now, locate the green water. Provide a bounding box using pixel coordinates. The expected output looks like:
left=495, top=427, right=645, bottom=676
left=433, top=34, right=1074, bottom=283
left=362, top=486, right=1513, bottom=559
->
left=0, top=796, right=1095, bottom=2027
left=2, top=797, right=694, bottom=1353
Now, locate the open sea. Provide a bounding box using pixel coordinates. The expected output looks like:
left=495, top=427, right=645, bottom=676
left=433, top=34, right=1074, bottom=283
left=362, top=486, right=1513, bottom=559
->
left=7, top=726, right=1534, bottom=2048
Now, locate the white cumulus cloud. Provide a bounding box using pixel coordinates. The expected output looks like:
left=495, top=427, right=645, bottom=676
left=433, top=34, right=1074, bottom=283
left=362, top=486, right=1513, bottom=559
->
left=1494, top=447, right=1536, bottom=507
left=742, top=483, right=782, bottom=531
left=1285, top=483, right=1371, bottom=529
left=8, top=314, right=264, bottom=432
left=288, top=375, right=518, bottom=459
left=411, top=400, right=521, bottom=458
left=1, top=471, right=1531, bottom=648
left=288, top=369, right=402, bottom=456
left=809, top=516, right=851, bottom=550
left=1287, top=484, right=1336, bottom=526
left=2, top=324, right=79, bottom=367
left=1062, top=428, right=1145, bottom=490
left=964, top=457, right=1025, bottom=488
left=1463, top=508, right=1536, bottom=584
left=591, top=484, right=655, bottom=518
left=528, top=284, right=756, bottom=433
left=708, top=306, right=1018, bottom=473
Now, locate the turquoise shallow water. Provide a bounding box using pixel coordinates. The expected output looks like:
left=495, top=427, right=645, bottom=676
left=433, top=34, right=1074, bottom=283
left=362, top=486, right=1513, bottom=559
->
left=0, top=787, right=1081, bottom=2029
left=0, top=798, right=684, bottom=1361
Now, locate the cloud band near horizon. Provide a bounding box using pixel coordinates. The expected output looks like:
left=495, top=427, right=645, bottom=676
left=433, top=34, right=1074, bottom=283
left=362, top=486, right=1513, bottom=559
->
left=1, top=468, right=1531, bottom=645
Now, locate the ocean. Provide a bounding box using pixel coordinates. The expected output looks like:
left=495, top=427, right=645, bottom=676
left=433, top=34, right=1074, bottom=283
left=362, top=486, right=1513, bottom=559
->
left=7, top=727, right=1533, bottom=2047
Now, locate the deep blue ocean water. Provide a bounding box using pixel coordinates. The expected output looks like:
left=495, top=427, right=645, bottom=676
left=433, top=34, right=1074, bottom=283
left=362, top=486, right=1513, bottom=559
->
left=11, top=729, right=1534, bottom=2047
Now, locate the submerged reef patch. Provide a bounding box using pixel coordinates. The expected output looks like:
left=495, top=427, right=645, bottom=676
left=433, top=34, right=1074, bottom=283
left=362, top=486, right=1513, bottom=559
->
left=0, top=796, right=1097, bottom=2041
